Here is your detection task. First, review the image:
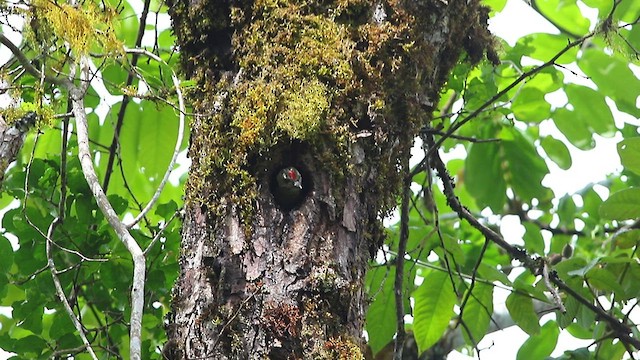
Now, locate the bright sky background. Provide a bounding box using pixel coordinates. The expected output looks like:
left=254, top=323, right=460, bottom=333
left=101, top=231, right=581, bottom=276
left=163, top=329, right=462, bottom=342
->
left=0, top=0, right=637, bottom=359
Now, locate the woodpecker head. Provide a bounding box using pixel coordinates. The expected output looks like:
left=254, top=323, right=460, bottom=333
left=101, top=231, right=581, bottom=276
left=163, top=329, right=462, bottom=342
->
left=272, top=166, right=304, bottom=210
left=278, top=167, right=303, bottom=191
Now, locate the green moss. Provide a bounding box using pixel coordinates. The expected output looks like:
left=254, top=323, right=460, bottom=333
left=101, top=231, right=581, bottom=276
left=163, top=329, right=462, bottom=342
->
left=2, top=103, right=54, bottom=129
left=277, top=79, right=329, bottom=139
left=323, top=336, right=365, bottom=360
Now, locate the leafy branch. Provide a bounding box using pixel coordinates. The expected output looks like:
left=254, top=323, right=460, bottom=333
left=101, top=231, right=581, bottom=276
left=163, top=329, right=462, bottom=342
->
left=0, top=24, right=186, bottom=358
left=410, top=13, right=639, bottom=179
left=425, top=133, right=640, bottom=351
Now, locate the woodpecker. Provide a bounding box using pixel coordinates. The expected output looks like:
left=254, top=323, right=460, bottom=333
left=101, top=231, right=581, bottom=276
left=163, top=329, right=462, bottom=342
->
left=272, top=166, right=304, bottom=210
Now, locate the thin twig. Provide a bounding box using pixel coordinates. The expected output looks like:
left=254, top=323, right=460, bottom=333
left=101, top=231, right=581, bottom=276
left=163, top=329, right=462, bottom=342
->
left=123, top=48, right=186, bottom=229
left=410, top=28, right=603, bottom=180
left=393, top=169, right=411, bottom=360
left=0, top=33, right=71, bottom=87
left=429, top=132, right=640, bottom=350
left=550, top=275, right=640, bottom=349
left=143, top=210, right=179, bottom=255
left=46, top=218, right=99, bottom=360
left=542, top=261, right=565, bottom=313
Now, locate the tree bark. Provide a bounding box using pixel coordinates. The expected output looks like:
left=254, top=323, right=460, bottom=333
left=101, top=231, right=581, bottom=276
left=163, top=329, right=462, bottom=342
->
left=0, top=111, right=36, bottom=186
left=166, top=1, right=496, bottom=358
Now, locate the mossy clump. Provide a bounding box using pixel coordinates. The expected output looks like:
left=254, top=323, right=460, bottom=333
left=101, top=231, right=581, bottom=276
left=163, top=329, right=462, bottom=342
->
left=324, top=336, right=365, bottom=360
left=276, top=79, right=329, bottom=140
left=28, top=0, right=121, bottom=56
left=2, top=102, right=54, bottom=129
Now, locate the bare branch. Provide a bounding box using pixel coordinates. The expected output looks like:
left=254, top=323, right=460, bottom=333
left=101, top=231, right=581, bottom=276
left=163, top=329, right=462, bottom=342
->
left=70, top=56, right=146, bottom=360
left=410, top=29, right=603, bottom=180
left=143, top=210, right=180, bottom=255
left=102, top=0, right=152, bottom=193
left=542, top=261, right=565, bottom=313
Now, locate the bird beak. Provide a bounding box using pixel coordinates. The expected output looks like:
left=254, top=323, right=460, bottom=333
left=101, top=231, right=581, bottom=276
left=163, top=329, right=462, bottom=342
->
left=294, top=180, right=303, bottom=189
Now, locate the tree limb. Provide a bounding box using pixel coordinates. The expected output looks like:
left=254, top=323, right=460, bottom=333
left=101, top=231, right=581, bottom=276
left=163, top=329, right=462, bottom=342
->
left=70, top=56, right=146, bottom=360
left=410, top=26, right=605, bottom=180
left=46, top=218, right=99, bottom=360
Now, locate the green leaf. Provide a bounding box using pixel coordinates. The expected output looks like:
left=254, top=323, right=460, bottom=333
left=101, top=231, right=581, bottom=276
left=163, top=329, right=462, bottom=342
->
left=581, top=0, right=612, bottom=14
left=477, top=263, right=512, bottom=286
left=506, top=292, right=540, bottom=336
left=481, top=0, right=507, bottom=13
left=516, top=320, right=559, bottom=360
left=57, top=333, right=83, bottom=350
left=13, top=335, right=47, bottom=356
left=461, top=283, right=493, bottom=345
left=12, top=300, right=44, bottom=334
left=614, top=229, right=640, bottom=249
left=108, top=194, right=129, bottom=214
left=565, top=323, right=593, bottom=340
left=585, top=268, right=626, bottom=296
left=0, top=273, right=8, bottom=302
left=0, top=235, right=14, bottom=273
left=553, top=108, right=595, bottom=150
left=514, top=33, right=579, bottom=64
left=617, top=138, right=640, bottom=176
left=365, top=267, right=401, bottom=355
left=578, top=49, right=640, bottom=117
left=598, top=338, right=626, bottom=360
left=556, top=347, right=591, bottom=360
left=158, top=29, right=177, bottom=50
left=115, top=101, right=181, bottom=204
left=534, top=1, right=591, bottom=36
left=540, top=135, right=572, bottom=170
left=106, top=0, right=139, bottom=45
left=522, top=67, right=564, bottom=94
left=523, top=222, right=544, bottom=254
left=156, top=200, right=179, bottom=218
left=502, top=128, right=550, bottom=202
left=101, top=62, right=131, bottom=94
left=465, top=142, right=506, bottom=211
left=614, top=1, right=640, bottom=22
left=557, top=295, right=580, bottom=329
left=412, top=270, right=456, bottom=353
left=511, top=87, right=551, bottom=123
left=72, top=194, right=95, bottom=224
left=599, top=188, right=640, bottom=220
left=49, top=312, right=75, bottom=339
left=565, top=84, right=615, bottom=137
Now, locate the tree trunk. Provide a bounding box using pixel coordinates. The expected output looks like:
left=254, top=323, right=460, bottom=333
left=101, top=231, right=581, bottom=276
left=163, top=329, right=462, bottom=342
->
left=165, top=1, right=496, bottom=358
